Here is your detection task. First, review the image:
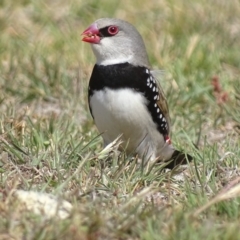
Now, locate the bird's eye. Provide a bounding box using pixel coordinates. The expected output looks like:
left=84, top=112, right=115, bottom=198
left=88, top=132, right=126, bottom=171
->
left=107, top=26, right=119, bottom=35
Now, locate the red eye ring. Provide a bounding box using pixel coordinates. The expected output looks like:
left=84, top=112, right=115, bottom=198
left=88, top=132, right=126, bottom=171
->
left=108, top=25, right=119, bottom=35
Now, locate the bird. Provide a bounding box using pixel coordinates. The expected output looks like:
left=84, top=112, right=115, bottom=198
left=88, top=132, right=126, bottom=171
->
left=81, top=18, right=192, bottom=169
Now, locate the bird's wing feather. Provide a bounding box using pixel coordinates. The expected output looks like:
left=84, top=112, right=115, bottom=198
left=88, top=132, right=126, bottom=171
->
left=156, top=82, right=170, bottom=130
left=151, top=70, right=171, bottom=132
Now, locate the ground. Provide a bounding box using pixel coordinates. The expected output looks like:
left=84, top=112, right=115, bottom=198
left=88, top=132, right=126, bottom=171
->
left=0, top=0, right=240, bottom=239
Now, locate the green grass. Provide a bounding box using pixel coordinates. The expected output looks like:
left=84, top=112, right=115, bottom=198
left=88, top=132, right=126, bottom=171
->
left=0, top=0, right=240, bottom=239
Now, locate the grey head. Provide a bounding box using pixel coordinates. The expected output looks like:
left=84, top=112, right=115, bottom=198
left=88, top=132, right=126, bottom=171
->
left=82, top=18, right=150, bottom=67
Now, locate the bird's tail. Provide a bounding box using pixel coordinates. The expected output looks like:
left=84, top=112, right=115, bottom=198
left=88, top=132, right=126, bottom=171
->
left=164, top=150, right=193, bottom=169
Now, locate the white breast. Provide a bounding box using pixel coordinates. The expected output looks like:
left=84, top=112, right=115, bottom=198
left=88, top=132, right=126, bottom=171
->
left=89, top=88, right=174, bottom=161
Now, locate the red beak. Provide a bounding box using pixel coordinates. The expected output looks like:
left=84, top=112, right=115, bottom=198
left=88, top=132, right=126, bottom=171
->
left=81, top=23, right=101, bottom=44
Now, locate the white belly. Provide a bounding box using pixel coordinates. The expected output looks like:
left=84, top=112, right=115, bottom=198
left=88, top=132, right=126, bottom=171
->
left=90, top=88, right=174, bottom=160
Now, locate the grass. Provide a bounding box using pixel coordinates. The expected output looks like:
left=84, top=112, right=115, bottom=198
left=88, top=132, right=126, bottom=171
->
left=0, top=0, right=240, bottom=239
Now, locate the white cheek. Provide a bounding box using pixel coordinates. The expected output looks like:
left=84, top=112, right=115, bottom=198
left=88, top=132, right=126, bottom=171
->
left=91, top=39, right=133, bottom=65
